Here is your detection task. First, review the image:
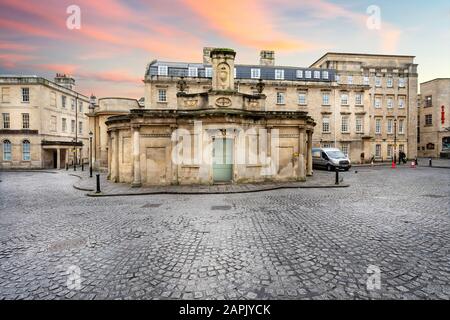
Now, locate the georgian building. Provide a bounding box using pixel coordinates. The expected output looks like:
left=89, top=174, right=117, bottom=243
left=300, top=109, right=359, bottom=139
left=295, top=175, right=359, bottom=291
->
left=311, top=53, right=419, bottom=161
left=418, top=78, right=450, bottom=158
left=0, top=74, right=89, bottom=169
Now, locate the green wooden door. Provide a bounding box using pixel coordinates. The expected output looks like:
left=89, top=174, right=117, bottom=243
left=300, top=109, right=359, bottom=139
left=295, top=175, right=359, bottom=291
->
left=213, top=138, right=233, bottom=182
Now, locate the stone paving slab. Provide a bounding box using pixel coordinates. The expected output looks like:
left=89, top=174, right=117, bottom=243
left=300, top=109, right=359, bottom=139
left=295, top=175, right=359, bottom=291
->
left=70, top=170, right=349, bottom=196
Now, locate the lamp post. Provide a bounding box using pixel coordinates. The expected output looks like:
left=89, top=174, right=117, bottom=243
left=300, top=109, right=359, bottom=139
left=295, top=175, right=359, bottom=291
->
left=72, top=138, right=76, bottom=171
left=394, top=118, right=397, bottom=165
left=89, top=131, right=93, bottom=178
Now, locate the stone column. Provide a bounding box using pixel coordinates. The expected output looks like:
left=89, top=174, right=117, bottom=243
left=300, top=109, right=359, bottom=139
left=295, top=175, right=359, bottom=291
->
left=107, top=131, right=112, bottom=180
left=298, top=128, right=306, bottom=180
left=56, top=148, right=61, bottom=169
left=170, top=125, right=178, bottom=185
left=113, top=130, right=120, bottom=182
left=132, top=126, right=142, bottom=187
left=306, top=130, right=313, bottom=176
left=65, top=149, right=69, bottom=168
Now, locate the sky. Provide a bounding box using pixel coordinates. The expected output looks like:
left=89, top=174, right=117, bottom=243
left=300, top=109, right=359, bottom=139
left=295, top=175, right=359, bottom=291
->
left=0, top=0, right=449, bottom=98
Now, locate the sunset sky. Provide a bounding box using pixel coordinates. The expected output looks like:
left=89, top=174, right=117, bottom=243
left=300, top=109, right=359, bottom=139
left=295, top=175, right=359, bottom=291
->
left=0, top=0, right=449, bottom=98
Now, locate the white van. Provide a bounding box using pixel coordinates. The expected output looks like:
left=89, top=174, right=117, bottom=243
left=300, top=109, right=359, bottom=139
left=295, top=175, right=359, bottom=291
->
left=312, top=148, right=352, bottom=171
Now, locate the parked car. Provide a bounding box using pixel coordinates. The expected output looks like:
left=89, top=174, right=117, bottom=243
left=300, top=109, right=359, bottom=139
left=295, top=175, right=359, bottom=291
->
left=312, top=148, right=352, bottom=171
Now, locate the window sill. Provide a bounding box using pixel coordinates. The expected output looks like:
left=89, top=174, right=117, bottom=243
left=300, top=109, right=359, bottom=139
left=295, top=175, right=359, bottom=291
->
left=322, top=104, right=331, bottom=107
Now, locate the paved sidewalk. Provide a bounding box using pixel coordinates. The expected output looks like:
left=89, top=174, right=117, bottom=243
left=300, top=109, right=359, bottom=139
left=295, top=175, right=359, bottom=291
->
left=69, top=170, right=349, bottom=196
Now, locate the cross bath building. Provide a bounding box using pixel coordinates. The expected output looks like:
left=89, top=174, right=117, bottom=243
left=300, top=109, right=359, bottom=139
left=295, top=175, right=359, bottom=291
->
left=105, top=49, right=317, bottom=186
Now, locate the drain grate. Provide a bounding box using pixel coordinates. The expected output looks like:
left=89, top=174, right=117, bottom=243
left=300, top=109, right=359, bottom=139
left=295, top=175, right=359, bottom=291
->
left=211, top=205, right=232, bottom=211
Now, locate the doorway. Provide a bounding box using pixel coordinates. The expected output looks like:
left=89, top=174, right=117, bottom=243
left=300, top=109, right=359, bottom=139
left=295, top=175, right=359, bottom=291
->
left=52, top=150, right=57, bottom=169
left=213, top=138, right=233, bottom=183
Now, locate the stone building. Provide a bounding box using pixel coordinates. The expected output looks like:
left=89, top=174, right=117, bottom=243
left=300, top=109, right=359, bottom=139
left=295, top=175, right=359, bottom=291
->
left=418, top=78, right=450, bottom=158
left=0, top=74, right=89, bottom=169
left=106, top=48, right=316, bottom=186
left=87, top=97, right=142, bottom=171
left=311, top=53, right=418, bottom=161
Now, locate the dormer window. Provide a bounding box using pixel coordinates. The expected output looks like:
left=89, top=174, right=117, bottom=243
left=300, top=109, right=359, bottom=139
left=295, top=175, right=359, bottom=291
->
left=322, top=71, right=329, bottom=79
left=296, top=70, right=303, bottom=78
left=188, top=67, right=198, bottom=77
left=314, top=71, right=321, bottom=79
left=204, top=67, right=212, bottom=78
left=275, top=69, right=284, bottom=80
left=158, top=65, right=168, bottom=76
left=305, top=71, right=312, bottom=79
left=251, top=68, right=261, bottom=79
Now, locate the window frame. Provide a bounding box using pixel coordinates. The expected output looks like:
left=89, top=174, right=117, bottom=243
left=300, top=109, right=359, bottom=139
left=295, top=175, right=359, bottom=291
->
left=341, top=116, right=349, bottom=133
left=2, top=113, right=10, bottom=129
left=22, top=140, right=31, bottom=161
left=275, top=69, right=285, bottom=80
left=298, top=92, right=307, bottom=106
left=3, top=140, right=12, bottom=161
left=158, top=89, right=167, bottom=103
left=251, top=68, right=261, bottom=79
left=22, top=113, right=30, bottom=129
left=21, top=87, right=30, bottom=103
left=375, top=118, right=382, bottom=134
left=276, top=92, right=285, bottom=105
left=158, top=65, right=168, bottom=76
left=322, top=92, right=330, bottom=106
left=322, top=117, right=330, bottom=133
left=188, top=66, right=198, bottom=77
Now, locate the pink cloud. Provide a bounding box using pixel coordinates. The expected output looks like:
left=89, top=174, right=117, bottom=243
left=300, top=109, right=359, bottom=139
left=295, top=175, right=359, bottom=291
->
left=181, top=0, right=314, bottom=51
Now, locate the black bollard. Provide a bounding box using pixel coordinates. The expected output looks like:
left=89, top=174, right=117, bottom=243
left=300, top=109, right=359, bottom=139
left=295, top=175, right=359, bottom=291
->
left=66, top=163, right=68, bottom=171
left=429, top=158, right=432, bottom=167
left=96, top=174, right=101, bottom=193
left=89, top=165, right=93, bottom=178
left=81, top=162, right=84, bottom=171
left=335, top=168, right=339, bottom=185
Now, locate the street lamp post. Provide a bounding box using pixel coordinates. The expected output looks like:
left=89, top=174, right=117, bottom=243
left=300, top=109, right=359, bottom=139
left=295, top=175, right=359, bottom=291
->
left=394, top=118, right=397, bottom=165
left=89, top=131, right=93, bottom=178
left=72, top=138, right=76, bottom=171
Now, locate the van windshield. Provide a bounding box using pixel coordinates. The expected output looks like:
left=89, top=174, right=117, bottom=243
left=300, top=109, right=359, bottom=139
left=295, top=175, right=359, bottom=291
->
left=326, top=151, right=346, bottom=159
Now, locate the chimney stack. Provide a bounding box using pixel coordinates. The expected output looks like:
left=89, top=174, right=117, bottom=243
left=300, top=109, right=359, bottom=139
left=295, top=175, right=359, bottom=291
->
left=203, top=47, right=215, bottom=64
left=54, top=73, right=75, bottom=90
left=260, top=50, right=275, bottom=66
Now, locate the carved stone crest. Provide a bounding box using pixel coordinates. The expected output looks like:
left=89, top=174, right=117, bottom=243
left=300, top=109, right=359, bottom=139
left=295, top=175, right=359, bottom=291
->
left=215, top=97, right=232, bottom=107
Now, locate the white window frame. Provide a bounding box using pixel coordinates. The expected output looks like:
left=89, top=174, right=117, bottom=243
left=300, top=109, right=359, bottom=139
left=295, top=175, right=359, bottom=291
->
left=276, top=92, right=285, bottom=105
left=188, top=66, right=198, bottom=77
left=387, top=97, right=394, bottom=109
left=22, top=113, right=29, bottom=129
left=305, top=71, right=312, bottom=79
left=322, top=117, right=330, bottom=133
left=322, top=71, right=329, bottom=79
left=398, top=97, right=405, bottom=108
left=355, top=93, right=363, bottom=105
left=62, top=118, right=67, bottom=132
left=22, top=140, right=31, bottom=161
left=78, top=121, right=83, bottom=134
left=2, top=113, right=10, bottom=129
left=158, top=65, right=168, bottom=76
left=21, top=87, right=30, bottom=103
left=158, top=89, right=167, bottom=103
left=375, top=144, right=381, bottom=157
left=314, top=71, right=321, bottom=79
left=275, top=69, right=284, bottom=80
left=298, top=93, right=307, bottom=105
left=204, top=67, right=212, bottom=78
left=251, top=68, right=261, bottom=79
left=322, top=93, right=330, bottom=105
left=341, top=144, right=350, bottom=157
left=399, top=77, right=405, bottom=88
left=341, top=93, right=349, bottom=106
left=387, top=77, right=393, bottom=88
left=1, top=87, right=10, bottom=103
left=3, top=140, right=11, bottom=161
left=296, top=70, right=303, bottom=78
left=387, top=119, right=394, bottom=134
left=347, top=76, right=353, bottom=85
left=375, top=77, right=382, bottom=87
left=375, top=97, right=381, bottom=108
left=398, top=119, right=405, bottom=134
left=341, top=116, right=349, bottom=133
left=356, top=117, right=363, bottom=133
left=375, top=118, right=382, bottom=134
left=363, top=76, right=370, bottom=85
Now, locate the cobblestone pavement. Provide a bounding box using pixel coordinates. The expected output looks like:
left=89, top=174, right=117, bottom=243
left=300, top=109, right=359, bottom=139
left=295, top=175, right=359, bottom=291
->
left=0, top=167, right=449, bottom=300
